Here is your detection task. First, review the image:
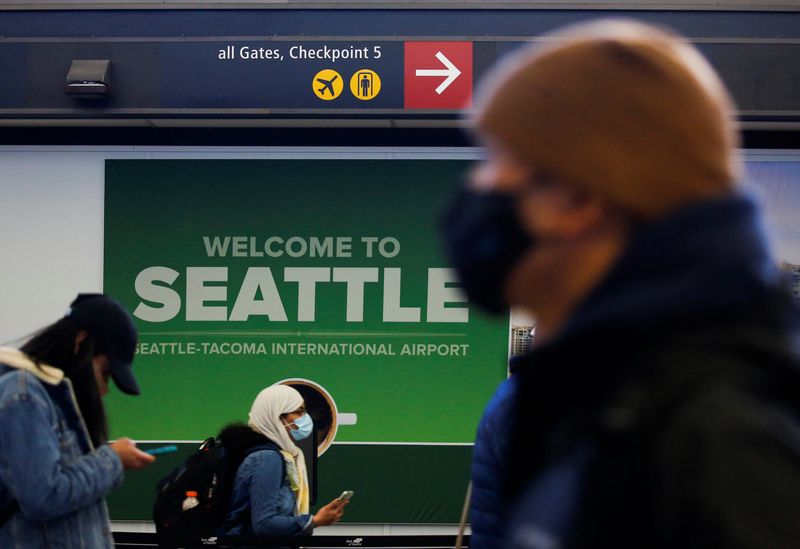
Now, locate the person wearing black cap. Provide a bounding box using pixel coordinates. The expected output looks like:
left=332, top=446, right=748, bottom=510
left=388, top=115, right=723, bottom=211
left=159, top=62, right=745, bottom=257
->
left=0, top=293, right=155, bottom=548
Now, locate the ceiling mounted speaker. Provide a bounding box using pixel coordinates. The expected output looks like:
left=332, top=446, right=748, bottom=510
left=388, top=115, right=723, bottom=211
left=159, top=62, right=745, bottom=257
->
left=65, top=59, right=111, bottom=99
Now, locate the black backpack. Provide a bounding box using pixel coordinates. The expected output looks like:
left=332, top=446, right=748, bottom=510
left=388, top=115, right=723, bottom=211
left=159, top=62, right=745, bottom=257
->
left=153, top=436, right=279, bottom=547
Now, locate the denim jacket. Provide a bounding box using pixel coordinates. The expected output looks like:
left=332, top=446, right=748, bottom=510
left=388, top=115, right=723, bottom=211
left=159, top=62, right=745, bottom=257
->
left=0, top=348, right=123, bottom=548
left=224, top=448, right=313, bottom=537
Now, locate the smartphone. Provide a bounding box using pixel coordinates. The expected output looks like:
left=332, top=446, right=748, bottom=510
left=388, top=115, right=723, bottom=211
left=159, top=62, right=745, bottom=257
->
left=338, top=490, right=354, bottom=502
left=145, top=445, right=178, bottom=456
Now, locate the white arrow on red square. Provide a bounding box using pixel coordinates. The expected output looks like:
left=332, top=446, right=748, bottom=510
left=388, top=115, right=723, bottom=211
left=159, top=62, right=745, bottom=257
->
left=415, top=51, right=462, bottom=94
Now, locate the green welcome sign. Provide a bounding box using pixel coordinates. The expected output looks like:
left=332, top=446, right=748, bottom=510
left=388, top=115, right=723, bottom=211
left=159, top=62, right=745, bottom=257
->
left=103, top=159, right=508, bottom=522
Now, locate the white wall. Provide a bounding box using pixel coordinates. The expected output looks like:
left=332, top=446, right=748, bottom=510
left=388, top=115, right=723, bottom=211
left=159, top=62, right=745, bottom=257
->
left=0, top=150, right=108, bottom=343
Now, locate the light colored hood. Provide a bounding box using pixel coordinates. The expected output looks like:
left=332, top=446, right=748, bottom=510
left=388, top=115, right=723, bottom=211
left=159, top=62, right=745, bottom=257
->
left=0, top=346, right=64, bottom=385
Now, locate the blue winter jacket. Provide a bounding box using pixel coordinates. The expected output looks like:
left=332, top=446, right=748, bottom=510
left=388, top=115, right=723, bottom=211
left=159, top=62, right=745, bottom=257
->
left=0, top=348, right=124, bottom=549
left=224, top=447, right=313, bottom=537
left=505, top=196, right=800, bottom=548
left=470, top=358, right=523, bottom=549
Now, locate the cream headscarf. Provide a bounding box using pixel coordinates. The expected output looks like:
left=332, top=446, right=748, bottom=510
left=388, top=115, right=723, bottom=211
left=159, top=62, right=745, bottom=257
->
left=247, top=384, right=310, bottom=514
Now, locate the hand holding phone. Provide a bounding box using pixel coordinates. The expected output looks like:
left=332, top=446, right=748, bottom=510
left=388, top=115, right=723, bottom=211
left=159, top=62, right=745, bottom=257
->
left=110, top=437, right=156, bottom=470
left=313, top=493, right=351, bottom=527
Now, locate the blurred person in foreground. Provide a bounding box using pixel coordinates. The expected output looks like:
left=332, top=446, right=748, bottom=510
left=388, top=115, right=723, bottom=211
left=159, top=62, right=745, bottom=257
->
left=442, top=19, right=800, bottom=549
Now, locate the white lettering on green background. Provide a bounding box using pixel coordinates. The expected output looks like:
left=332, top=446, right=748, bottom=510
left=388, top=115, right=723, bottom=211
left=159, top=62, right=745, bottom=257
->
left=133, top=266, right=468, bottom=323
left=202, top=235, right=396, bottom=259
left=135, top=233, right=467, bottom=324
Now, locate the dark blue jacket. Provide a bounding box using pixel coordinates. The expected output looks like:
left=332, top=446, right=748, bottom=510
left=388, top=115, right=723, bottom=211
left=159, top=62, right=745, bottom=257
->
left=504, top=196, right=800, bottom=548
left=469, top=364, right=520, bottom=549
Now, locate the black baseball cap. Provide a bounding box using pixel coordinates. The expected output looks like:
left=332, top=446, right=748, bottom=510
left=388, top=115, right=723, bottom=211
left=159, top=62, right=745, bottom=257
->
left=67, top=293, right=140, bottom=395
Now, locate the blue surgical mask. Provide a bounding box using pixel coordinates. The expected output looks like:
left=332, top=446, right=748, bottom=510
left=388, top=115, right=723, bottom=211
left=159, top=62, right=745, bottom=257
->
left=440, top=186, right=534, bottom=314
left=288, top=413, right=313, bottom=441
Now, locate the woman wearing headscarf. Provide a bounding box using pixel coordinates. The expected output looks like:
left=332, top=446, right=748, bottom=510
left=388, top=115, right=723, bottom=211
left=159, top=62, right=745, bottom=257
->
left=222, top=384, right=347, bottom=536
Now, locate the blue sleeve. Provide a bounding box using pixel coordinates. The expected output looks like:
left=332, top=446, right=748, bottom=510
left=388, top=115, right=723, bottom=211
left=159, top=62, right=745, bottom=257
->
left=0, top=374, right=123, bottom=522
left=244, top=450, right=313, bottom=537
left=470, top=377, right=518, bottom=549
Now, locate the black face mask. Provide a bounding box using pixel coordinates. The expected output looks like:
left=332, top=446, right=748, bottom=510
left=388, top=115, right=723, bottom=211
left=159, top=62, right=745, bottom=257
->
left=440, top=186, right=534, bottom=314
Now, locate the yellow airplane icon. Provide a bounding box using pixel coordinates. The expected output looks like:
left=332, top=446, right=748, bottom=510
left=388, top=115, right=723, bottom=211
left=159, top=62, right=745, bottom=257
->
left=317, top=74, right=338, bottom=96
left=313, top=69, right=343, bottom=100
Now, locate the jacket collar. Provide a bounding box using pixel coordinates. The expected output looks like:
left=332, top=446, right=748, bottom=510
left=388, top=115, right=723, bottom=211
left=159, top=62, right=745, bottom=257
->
left=558, top=194, right=785, bottom=341
left=0, top=347, right=64, bottom=385
left=513, top=195, right=795, bottom=375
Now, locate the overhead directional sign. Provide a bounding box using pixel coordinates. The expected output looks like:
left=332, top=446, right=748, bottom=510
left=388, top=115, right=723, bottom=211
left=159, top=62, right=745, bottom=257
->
left=160, top=41, right=402, bottom=109
left=0, top=9, right=798, bottom=123
left=404, top=41, right=473, bottom=109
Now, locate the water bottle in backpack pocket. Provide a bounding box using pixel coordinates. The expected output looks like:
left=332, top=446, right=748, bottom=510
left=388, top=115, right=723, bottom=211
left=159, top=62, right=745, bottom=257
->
left=153, top=437, right=278, bottom=547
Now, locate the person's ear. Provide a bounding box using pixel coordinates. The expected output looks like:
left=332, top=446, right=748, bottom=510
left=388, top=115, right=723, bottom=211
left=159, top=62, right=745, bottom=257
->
left=73, top=330, right=89, bottom=355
